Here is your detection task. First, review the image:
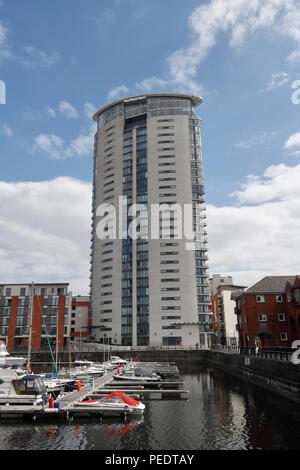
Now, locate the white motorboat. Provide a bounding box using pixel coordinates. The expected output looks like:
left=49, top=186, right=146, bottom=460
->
left=75, top=391, right=145, bottom=415
left=0, top=368, right=49, bottom=406
left=0, top=342, right=26, bottom=367
left=39, top=374, right=77, bottom=397
left=109, top=356, right=128, bottom=366
left=58, top=363, right=104, bottom=382
left=113, top=366, right=162, bottom=382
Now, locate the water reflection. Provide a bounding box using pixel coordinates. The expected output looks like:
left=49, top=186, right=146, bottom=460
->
left=0, top=365, right=300, bottom=450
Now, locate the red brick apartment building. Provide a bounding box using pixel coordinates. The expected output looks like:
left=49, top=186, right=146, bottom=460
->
left=0, top=283, right=91, bottom=352
left=234, top=276, right=300, bottom=347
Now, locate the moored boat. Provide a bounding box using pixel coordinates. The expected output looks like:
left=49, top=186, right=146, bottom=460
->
left=113, top=366, right=162, bottom=382
left=75, top=391, right=145, bottom=415
left=0, top=369, right=49, bottom=406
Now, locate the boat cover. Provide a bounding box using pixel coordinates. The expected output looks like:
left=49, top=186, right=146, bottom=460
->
left=105, top=391, right=140, bottom=406
left=134, top=367, right=154, bottom=377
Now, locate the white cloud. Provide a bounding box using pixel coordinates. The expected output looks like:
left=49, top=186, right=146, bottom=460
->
left=0, top=177, right=91, bottom=295
left=107, top=85, right=130, bottom=101
left=1, top=124, right=13, bottom=137
left=59, top=100, right=79, bottom=119
left=234, top=131, right=278, bottom=150
left=21, top=45, right=59, bottom=69
left=113, top=0, right=300, bottom=97
left=135, top=77, right=169, bottom=93
left=46, top=107, right=56, bottom=118
left=0, top=19, right=12, bottom=62
left=84, top=102, right=98, bottom=119
left=208, top=161, right=300, bottom=287
left=284, top=131, right=300, bottom=156
left=33, top=123, right=96, bottom=160
left=89, top=9, right=115, bottom=30
left=261, top=72, right=290, bottom=92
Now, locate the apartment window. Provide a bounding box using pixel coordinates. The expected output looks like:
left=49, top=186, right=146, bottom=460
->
left=162, top=325, right=182, bottom=330
left=161, top=297, right=181, bottom=301
left=5, top=288, right=11, bottom=296
left=157, top=119, right=174, bottom=122
left=162, top=316, right=181, bottom=320
left=280, top=332, right=288, bottom=341
left=161, top=278, right=180, bottom=282
left=160, top=260, right=179, bottom=265
left=258, top=314, right=267, bottom=322
left=101, top=291, right=112, bottom=296
left=161, top=269, right=179, bottom=273
left=160, top=251, right=179, bottom=256
left=162, top=306, right=181, bottom=310
left=256, top=295, right=265, bottom=303
left=20, top=288, right=26, bottom=296
left=278, top=313, right=286, bottom=322
left=161, top=288, right=180, bottom=292
left=276, top=295, right=283, bottom=303
left=158, top=154, right=175, bottom=159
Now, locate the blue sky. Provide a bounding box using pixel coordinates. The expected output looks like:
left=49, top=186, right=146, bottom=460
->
left=1, top=0, right=300, bottom=293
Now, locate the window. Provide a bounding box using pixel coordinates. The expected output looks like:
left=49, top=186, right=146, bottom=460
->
left=5, top=288, right=11, bottom=297
left=256, top=295, right=265, bottom=303
left=280, top=332, right=288, bottom=341
left=278, top=313, right=286, bottom=322
left=20, top=288, right=26, bottom=296
left=276, top=295, right=283, bottom=303
left=258, top=314, right=267, bottom=322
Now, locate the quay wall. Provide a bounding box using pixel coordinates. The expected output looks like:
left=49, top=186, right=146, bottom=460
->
left=203, top=350, right=300, bottom=405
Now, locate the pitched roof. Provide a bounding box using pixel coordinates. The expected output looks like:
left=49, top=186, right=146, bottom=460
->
left=246, top=276, right=298, bottom=294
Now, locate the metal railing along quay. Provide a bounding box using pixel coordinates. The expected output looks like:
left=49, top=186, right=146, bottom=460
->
left=211, top=345, right=299, bottom=362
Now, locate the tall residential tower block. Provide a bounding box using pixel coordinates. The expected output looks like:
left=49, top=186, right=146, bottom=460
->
left=90, top=94, right=211, bottom=347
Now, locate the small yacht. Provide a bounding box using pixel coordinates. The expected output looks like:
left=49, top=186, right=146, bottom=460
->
left=0, top=368, right=49, bottom=406
left=75, top=391, right=145, bottom=415
left=113, top=366, right=162, bottom=383
left=0, top=342, right=26, bottom=367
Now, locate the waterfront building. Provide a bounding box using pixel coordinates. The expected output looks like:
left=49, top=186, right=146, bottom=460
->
left=234, top=275, right=300, bottom=347
left=70, top=295, right=91, bottom=348
left=210, top=274, right=246, bottom=346
left=0, top=283, right=72, bottom=351
left=90, top=93, right=211, bottom=348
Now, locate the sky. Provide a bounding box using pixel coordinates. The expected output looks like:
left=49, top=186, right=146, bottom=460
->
left=1, top=0, right=300, bottom=294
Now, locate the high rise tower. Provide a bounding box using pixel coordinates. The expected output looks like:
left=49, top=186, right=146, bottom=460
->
left=90, top=94, right=211, bottom=348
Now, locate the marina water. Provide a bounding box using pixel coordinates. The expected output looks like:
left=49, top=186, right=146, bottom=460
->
left=0, top=363, right=300, bottom=450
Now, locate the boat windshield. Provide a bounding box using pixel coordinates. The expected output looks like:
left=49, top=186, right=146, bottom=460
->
left=13, top=376, right=47, bottom=395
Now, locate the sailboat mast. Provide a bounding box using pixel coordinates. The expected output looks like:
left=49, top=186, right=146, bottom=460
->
left=27, top=281, right=34, bottom=368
